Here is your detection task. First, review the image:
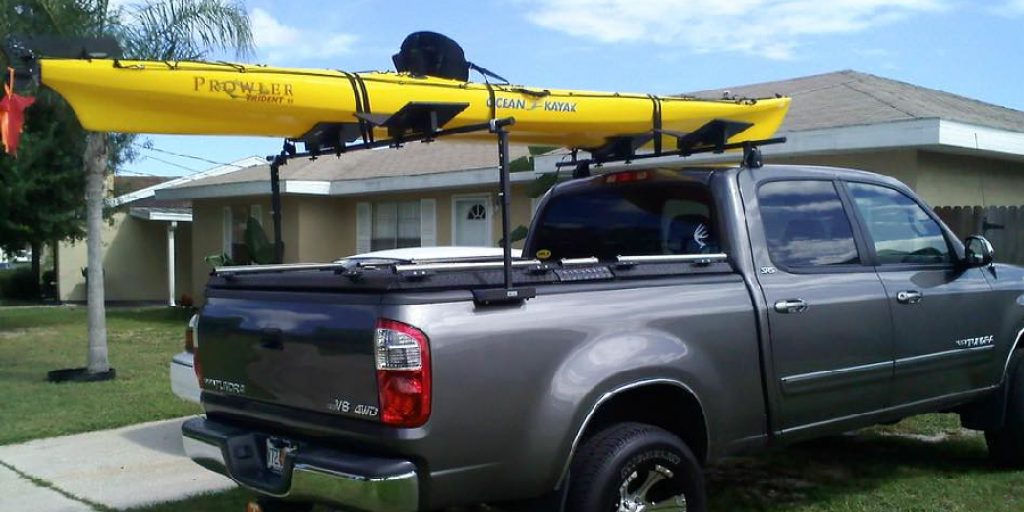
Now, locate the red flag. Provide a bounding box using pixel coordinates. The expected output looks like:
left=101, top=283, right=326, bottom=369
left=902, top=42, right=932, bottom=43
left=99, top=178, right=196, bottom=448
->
left=1, top=67, right=35, bottom=156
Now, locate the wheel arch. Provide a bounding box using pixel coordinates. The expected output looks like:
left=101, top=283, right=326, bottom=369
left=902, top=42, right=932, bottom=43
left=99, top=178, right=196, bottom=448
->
left=556, top=379, right=709, bottom=488
left=1003, top=326, right=1024, bottom=384
left=962, top=326, right=1024, bottom=431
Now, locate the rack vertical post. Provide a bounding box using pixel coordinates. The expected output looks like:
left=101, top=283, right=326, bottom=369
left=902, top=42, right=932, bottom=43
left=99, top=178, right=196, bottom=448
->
left=469, top=118, right=537, bottom=305
left=494, top=119, right=514, bottom=290
left=269, top=155, right=286, bottom=264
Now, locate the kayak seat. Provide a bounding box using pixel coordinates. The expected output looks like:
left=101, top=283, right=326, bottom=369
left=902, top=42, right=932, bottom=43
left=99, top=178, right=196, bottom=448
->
left=393, top=31, right=470, bottom=81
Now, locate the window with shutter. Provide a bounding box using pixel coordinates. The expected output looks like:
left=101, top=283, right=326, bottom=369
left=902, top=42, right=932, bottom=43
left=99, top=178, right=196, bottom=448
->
left=370, top=201, right=421, bottom=251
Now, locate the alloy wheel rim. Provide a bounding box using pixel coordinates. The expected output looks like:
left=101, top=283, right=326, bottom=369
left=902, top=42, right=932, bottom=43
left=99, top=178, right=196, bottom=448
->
left=616, top=464, right=688, bottom=512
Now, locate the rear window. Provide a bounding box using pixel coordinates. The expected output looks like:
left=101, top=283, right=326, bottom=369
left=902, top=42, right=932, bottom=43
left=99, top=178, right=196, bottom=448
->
left=758, top=180, right=861, bottom=268
left=529, top=176, right=718, bottom=261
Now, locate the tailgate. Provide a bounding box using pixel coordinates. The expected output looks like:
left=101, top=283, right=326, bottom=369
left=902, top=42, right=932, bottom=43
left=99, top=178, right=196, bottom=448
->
left=197, top=292, right=383, bottom=422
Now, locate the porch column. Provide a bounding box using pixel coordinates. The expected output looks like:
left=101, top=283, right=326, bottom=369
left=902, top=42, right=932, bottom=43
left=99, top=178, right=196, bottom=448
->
left=167, top=221, right=177, bottom=307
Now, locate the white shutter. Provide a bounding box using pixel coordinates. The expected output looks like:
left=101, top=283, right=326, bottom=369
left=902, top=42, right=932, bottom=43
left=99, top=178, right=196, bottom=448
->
left=420, top=199, right=436, bottom=247
left=356, top=202, right=372, bottom=254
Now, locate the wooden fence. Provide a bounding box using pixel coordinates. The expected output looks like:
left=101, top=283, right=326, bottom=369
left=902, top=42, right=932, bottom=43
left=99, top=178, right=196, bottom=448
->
left=935, top=206, right=1024, bottom=266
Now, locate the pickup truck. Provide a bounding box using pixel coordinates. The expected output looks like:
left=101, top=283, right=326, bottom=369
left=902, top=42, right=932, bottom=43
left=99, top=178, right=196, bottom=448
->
left=182, top=164, right=1024, bottom=512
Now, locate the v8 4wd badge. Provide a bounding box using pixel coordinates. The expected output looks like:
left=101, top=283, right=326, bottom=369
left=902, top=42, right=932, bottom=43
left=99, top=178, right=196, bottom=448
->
left=328, top=398, right=379, bottom=417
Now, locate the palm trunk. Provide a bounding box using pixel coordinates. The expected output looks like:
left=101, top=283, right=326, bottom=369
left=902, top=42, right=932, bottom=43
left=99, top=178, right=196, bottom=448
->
left=84, top=132, right=109, bottom=374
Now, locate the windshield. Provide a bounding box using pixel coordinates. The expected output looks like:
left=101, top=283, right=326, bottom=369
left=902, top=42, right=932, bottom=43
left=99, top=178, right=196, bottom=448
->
left=528, top=179, right=718, bottom=261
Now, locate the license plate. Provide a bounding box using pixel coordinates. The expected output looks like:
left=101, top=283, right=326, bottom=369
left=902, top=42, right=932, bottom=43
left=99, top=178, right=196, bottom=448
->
left=265, top=438, right=295, bottom=474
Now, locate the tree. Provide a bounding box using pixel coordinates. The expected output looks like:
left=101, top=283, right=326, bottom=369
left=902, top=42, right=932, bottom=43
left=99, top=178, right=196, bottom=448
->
left=0, top=94, right=87, bottom=295
left=0, top=1, right=107, bottom=297
left=85, top=0, right=254, bottom=374
left=3, top=0, right=254, bottom=375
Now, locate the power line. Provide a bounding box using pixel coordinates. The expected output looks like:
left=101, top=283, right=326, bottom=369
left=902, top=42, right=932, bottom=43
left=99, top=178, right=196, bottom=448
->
left=135, top=154, right=200, bottom=173
left=135, top=143, right=252, bottom=168
left=116, top=169, right=167, bottom=178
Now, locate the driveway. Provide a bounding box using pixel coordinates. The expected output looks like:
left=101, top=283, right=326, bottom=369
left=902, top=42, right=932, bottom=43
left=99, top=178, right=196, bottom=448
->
left=0, top=417, right=234, bottom=511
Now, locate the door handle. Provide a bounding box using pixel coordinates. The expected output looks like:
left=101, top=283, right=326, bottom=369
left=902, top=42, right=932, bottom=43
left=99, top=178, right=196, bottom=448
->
left=774, top=299, right=808, bottom=314
left=896, top=290, right=923, bottom=305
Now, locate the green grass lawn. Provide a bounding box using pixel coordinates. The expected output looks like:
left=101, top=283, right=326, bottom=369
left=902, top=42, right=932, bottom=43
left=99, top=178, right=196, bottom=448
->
left=0, top=306, right=201, bottom=445
left=127, top=415, right=1024, bottom=512
left=707, top=415, right=1024, bottom=511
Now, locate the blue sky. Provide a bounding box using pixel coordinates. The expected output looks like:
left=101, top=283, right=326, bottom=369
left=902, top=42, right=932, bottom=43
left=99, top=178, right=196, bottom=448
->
left=122, top=0, right=1024, bottom=177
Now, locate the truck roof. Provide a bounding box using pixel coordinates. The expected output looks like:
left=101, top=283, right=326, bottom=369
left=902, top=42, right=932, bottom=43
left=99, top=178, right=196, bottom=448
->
left=547, top=164, right=912, bottom=197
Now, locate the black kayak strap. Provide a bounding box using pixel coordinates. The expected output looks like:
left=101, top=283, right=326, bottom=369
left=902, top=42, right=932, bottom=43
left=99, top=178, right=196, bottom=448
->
left=649, top=95, right=663, bottom=155
left=342, top=70, right=374, bottom=144
left=469, top=62, right=510, bottom=85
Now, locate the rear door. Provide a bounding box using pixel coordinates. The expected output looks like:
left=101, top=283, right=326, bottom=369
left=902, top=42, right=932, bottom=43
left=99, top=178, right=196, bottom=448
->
left=843, top=181, right=1000, bottom=405
left=744, top=176, right=894, bottom=434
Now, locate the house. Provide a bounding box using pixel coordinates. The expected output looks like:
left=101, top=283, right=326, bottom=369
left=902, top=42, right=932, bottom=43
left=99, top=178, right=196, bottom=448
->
left=144, top=69, right=1024, bottom=303
left=538, top=70, right=1024, bottom=207
left=156, top=142, right=536, bottom=302
left=536, top=70, right=1024, bottom=262
left=54, top=157, right=264, bottom=305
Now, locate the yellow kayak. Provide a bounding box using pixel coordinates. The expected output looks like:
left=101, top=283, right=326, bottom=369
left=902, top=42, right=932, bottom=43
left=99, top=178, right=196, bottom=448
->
left=39, top=58, right=790, bottom=150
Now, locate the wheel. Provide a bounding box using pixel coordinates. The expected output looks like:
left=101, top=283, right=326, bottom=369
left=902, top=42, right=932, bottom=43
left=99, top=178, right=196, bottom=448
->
left=986, top=353, right=1024, bottom=468
left=567, top=422, right=706, bottom=512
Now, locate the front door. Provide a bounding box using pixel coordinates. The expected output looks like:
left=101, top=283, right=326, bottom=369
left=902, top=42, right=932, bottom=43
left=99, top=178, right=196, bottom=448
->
left=453, top=196, right=491, bottom=246
left=844, top=181, right=1000, bottom=405
left=749, top=178, right=894, bottom=434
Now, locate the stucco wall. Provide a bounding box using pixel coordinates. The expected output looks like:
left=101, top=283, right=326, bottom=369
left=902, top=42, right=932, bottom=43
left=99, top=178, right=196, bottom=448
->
left=772, top=149, right=1024, bottom=207
left=187, top=184, right=534, bottom=303
left=57, top=213, right=193, bottom=303
left=914, top=151, right=1024, bottom=207
left=770, top=149, right=921, bottom=190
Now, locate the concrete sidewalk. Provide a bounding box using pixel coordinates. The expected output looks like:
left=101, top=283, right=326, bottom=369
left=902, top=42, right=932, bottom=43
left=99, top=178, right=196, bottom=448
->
left=0, top=417, right=236, bottom=511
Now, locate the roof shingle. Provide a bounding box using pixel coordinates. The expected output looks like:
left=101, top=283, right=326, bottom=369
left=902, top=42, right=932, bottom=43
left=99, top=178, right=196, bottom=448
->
left=689, top=70, right=1024, bottom=134
left=173, top=141, right=531, bottom=189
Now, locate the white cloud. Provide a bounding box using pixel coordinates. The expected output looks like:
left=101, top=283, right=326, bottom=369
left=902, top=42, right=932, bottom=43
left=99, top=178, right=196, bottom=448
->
left=523, top=0, right=949, bottom=59
left=1003, top=0, right=1024, bottom=14
left=250, top=8, right=357, bottom=63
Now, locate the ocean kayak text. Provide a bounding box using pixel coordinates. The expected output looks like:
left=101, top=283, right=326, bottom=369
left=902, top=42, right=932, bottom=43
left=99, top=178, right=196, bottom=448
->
left=487, top=97, right=577, bottom=113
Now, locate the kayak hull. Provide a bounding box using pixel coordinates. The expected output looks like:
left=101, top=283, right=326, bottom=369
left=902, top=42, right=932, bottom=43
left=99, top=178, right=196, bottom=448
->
left=40, top=59, right=790, bottom=150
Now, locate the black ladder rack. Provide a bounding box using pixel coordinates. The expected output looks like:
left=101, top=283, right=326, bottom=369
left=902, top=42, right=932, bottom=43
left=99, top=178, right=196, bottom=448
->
left=265, top=108, right=536, bottom=305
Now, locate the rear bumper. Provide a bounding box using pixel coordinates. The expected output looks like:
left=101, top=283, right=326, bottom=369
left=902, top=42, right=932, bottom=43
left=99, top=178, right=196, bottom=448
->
left=169, top=352, right=200, bottom=403
left=182, top=417, right=419, bottom=512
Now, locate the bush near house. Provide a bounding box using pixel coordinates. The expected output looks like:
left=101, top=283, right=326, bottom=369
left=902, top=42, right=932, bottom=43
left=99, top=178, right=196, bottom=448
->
left=0, top=266, right=38, bottom=301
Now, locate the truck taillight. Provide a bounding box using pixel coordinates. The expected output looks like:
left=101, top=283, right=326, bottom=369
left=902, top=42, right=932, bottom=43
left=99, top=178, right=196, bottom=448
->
left=185, top=316, right=196, bottom=353
left=188, top=314, right=202, bottom=384
left=375, top=318, right=431, bottom=428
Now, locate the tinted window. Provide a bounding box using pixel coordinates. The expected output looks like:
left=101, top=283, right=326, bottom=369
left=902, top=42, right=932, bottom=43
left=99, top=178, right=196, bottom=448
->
left=847, top=182, right=951, bottom=265
left=530, top=176, right=717, bottom=261
left=759, top=180, right=860, bottom=267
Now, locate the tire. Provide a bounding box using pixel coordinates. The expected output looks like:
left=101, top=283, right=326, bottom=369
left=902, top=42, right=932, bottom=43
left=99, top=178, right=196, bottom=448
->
left=986, top=353, right=1024, bottom=468
left=567, top=422, right=706, bottom=512
left=251, top=497, right=314, bottom=512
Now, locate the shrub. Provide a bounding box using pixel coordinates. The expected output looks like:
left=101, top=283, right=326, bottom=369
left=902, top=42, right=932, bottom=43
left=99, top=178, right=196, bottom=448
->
left=0, top=267, right=40, bottom=300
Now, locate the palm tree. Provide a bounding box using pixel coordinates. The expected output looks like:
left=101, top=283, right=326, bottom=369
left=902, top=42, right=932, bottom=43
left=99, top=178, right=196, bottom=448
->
left=85, top=0, right=253, bottom=375
left=5, top=0, right=254, bottom=376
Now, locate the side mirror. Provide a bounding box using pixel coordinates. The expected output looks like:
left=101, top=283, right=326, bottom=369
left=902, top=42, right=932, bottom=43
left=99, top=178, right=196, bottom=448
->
left=964, top=235, right=995, bottom=267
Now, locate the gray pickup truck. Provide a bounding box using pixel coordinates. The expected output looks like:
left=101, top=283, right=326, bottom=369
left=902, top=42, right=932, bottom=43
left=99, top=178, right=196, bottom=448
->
left=182, top=164, right=1024, bottom=512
